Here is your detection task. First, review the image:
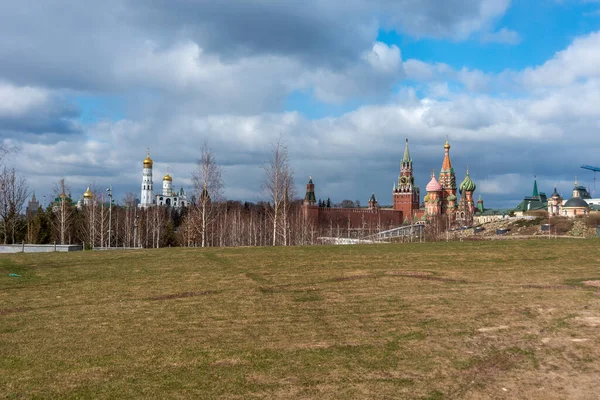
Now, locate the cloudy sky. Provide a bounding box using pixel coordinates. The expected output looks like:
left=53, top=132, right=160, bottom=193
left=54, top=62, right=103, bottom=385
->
left=2, top=0, right=600, bottom=209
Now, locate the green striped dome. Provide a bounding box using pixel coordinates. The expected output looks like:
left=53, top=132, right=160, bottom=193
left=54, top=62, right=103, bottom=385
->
left=459, top=173, right=476, bottom=193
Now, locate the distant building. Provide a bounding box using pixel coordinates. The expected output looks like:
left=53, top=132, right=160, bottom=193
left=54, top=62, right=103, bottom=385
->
left=302, top=177, right=404, bottom=234
left=302, top=139, right=423, bottom=234
left=425, top=138, right=476, bottom=224
left=515, top=178, right=594, bottom=218
left=562, top=180, right=590, bottom=217
left=77, top=187, right=94, bottom=209
left=26, top=192, right=40, bottom=217
left=513, top=178, right=547, bottom=216
left=138, top=149, right=188, bottom=209
left=547, top=186, right=563, bottom=216
left=392, top=139, right=421, bottom=221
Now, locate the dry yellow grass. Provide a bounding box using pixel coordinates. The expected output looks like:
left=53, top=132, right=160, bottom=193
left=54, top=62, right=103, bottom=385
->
left=1, top=240, right=600, bottom=399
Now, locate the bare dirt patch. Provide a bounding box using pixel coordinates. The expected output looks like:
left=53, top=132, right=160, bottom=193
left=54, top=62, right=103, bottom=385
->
left=477, top=325, right=510, bottom=333
left=330, top=274, right=377, bottom=282
left=386, top=271, right=468, bottom=283
left=0, top=307, right=29, bottom=316
left=521, top=284, right=579, bottom=290
left=149, top=290, right=218, bottom=301
left=582, top=280, right=600, bottom=287
left=212, top=358, right=247, bottom=367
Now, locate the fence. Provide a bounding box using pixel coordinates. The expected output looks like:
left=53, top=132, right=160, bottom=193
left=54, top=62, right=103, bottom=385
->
left=0, top=243, right=83, bottom=253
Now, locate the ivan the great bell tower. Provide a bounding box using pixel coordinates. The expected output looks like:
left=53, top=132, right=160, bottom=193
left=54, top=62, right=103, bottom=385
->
left=393, top=139, right=420, bottom=221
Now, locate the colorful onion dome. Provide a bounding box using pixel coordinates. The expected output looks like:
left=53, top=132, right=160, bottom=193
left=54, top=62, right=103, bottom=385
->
left=426, top=172, right=442, bottom=192
left=83, top=186, right=93, bottom=199
left=459, top=168, right=476, bottom=192
left=163, top=173, right=172, bottom=182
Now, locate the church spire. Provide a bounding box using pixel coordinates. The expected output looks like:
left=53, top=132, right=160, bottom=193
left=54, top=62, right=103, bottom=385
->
left=441, top=137, right=452, bottom=171
left=532, top=175, right=539, bottom=198
left=402, top=138, right=411, bottom=163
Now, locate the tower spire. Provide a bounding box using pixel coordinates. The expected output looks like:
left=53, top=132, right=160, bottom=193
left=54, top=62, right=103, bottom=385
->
left=532, top=175, right=539, bottom=198
left=304, top=176, right=316, bottom=205
left=402, top=138, right=411, bottom=163
left=441, top=137, right=452, bottom=171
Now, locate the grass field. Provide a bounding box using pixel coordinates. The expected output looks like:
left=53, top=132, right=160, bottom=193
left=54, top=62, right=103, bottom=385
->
left=1, top=240, right=600, bottom=399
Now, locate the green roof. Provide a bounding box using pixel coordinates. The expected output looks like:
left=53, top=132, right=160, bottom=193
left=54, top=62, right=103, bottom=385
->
left=532, top=178, right=539, bottom=197
left=513, top=198, right=546, bottom=212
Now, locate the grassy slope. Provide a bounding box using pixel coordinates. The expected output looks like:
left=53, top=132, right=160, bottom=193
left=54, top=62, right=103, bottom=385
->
left=1, top=240, right=600, bottom=399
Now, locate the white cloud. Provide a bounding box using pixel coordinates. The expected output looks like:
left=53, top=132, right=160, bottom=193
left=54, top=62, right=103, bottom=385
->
left=0, top=82, right=49, bottom=117
left=522, top=31, right=600, bottom=88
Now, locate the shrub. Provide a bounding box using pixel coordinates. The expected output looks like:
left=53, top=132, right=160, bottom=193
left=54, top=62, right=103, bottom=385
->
left=584, top=213, right=600, bottom=228
left=525, top=210, right=548, bottom=218
left=552, top=217, right=574, bottom=235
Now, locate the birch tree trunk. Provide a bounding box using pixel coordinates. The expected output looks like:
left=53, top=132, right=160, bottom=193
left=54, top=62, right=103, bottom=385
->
left=263, top=136, right=294, bottom=246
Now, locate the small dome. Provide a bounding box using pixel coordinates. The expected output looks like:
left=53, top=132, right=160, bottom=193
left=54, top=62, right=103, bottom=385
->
left=426, top=175, right=442, bottom=192
left=143, top=152, right=153, bottom=168
left=424, top=193, right=430, bottom=202
left=563, top=197, right=589, bottom=208
left=163, top=173, right=172, bottom=182
left=83, top=187, right=93, bottom=199
left=447, top=194, right=457, bottom=201
left=459, top=171, right=476, bottom=192
left=444, top=138, right=451, bottom=150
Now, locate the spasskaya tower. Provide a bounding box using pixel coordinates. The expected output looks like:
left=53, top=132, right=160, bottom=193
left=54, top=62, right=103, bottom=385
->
left=392, top=139, right=420, bottom=221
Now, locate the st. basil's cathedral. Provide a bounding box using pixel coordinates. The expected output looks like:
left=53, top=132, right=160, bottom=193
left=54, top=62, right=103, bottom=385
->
left=302, top=137, right=477, bottom=228
left=424, top=138, right=477, bottom=223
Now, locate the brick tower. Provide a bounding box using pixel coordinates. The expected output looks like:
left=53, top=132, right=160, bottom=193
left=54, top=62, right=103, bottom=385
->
left=393, top=139, right=420, bottom=221
left=302, top=176, right=319, bottom=224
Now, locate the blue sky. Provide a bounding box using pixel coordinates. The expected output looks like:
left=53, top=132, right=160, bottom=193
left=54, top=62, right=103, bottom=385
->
left=1, top=0, right=600, bottom=209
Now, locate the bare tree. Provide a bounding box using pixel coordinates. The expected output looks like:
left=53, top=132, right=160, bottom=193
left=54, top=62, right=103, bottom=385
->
left=0, top=167, right=29, bottom=244
left=52, top=179, right=74, bottom=244
left=263, top=136, right=294, bottom=246
left=191, top=142, right=224, bottom=247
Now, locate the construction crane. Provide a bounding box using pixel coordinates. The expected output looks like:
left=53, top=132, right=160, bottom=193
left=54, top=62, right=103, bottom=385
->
left=580, top=165, right=600, bottom=197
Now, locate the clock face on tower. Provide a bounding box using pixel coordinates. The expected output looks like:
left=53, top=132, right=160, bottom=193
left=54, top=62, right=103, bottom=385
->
left=400, top=176, right=408, bottom=184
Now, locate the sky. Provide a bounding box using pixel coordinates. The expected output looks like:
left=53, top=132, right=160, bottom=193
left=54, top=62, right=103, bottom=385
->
left=2, top=0, right=600, bottom=209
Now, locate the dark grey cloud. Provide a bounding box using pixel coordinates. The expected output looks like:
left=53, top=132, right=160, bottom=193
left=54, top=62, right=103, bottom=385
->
left=12, top=0, right=600, bottom=210
left=0, top=0, right=509, bottom=91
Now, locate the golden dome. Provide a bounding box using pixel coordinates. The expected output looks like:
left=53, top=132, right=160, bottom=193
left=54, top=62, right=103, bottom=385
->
left=444, top=137, right=451, bottom=150
left=163, top=173, right=172, bottom=182
left=143, top=148, right=153, bottom=168
left=83, top=187, right=93, bottom=199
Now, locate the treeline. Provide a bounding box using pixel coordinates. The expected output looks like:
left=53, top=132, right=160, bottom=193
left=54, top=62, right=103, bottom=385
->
left=22, top=197, right=329, bottom=248
left=1, top=138, right=339, bottom=247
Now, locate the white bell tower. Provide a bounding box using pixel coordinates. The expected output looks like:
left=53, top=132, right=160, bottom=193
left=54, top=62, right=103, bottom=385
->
left=162, top=167, right=173, bottom=196
left=140, top=148, right=154, bottom=208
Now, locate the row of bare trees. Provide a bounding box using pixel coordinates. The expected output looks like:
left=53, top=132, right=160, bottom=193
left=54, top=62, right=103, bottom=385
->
left=181, top=139, right=297, bottom=248
left=19, top=136, right=381, bottom=247
left=0, top=144, right=30, bottom=244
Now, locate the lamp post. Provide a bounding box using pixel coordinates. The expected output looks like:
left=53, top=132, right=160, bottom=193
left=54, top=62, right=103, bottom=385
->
left=107, top=185, right=113, bottom=248
left=133, top=212, right=139, bottom=249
